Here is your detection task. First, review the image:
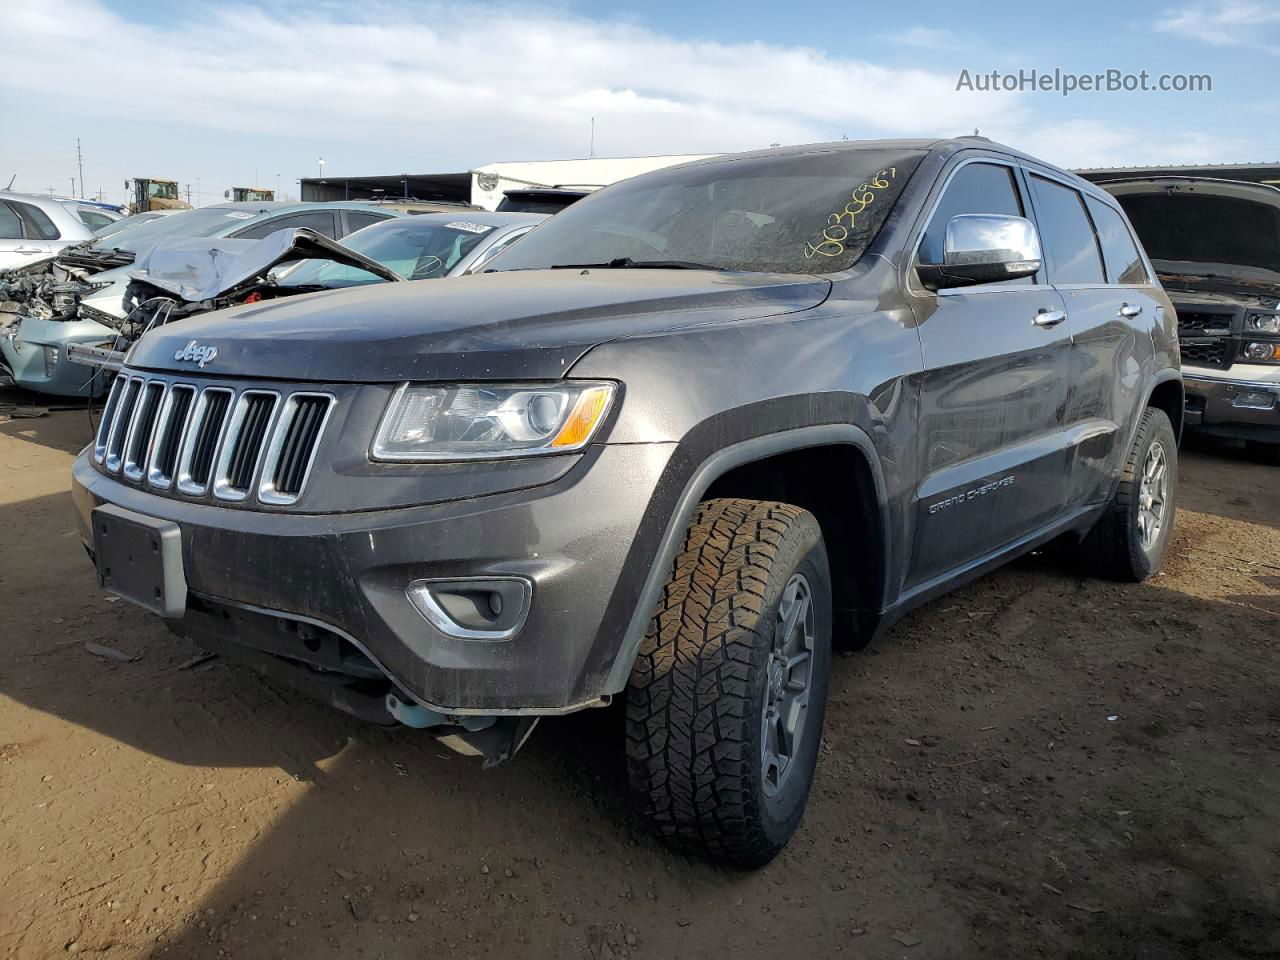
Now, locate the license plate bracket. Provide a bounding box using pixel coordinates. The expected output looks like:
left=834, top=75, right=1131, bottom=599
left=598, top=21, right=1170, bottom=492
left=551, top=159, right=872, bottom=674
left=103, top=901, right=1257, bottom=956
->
left=92, top=504, right=187, bottom=618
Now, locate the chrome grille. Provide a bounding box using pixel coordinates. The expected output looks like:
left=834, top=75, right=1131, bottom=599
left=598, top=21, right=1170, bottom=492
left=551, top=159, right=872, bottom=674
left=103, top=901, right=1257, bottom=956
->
left=93, top=373, right=334, bottom=506
left=213, top=392, right=278, bottom=501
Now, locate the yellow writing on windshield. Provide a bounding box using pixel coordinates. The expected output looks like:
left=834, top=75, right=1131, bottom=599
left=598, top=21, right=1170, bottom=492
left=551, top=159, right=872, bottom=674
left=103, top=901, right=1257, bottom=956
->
left=804, top=167, right=897, bottom=260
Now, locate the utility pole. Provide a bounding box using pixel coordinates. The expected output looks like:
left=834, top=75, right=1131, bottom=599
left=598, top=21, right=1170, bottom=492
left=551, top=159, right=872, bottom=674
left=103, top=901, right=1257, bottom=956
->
left=589, top=117, right=595, bottom=159
left=69, top=177, right=76, bottom=197
left=185, top=184, right=192, bottom=205
left=76, top=138, right=85, bottom=198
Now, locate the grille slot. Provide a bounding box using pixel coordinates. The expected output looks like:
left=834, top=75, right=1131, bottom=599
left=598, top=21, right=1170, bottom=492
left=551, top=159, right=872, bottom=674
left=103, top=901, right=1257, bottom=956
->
left=104, top=377, right=142, bottom=472
left=93, top=375, right=127, bottom=462
left=177, top=389, right=233, bottom=494
left=1181, top=339, right=1231, bottom=368
left=122, top=381, right=164, bottom=480
left=213, top=392, right=279, bottom=500
left=259, top=394, right=334, bottom=504
left=147, top=385, right=195, bottom=487
left=1177, top=311, right=1234, bottom=334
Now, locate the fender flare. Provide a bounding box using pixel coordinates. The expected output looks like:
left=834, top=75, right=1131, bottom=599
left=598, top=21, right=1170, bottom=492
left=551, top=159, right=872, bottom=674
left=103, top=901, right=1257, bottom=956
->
left=600, top=421, right=890, bottom=695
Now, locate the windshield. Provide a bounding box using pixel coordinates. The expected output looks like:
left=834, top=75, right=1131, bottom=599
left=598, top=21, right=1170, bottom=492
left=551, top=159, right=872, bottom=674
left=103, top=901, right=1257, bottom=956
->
left=488, top=148, right=925, bottom=275
left=147, top=181, right=179, bottom=200
left=279, top=218, right=498, bottom=288
left=92, top=206, right=262, bottom=253
left=92, top=212, right=159, bottom=237
left=1117, top=192, right=1280, bottom=275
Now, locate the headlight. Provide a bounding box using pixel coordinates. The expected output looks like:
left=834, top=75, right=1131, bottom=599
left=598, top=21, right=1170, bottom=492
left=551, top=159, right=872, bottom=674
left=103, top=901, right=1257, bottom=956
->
left=1241, top=341, right=1280, bottom=362
left=372, top=381, right=615, bottom=461
left=1246, top=312, right=1280, bottom=334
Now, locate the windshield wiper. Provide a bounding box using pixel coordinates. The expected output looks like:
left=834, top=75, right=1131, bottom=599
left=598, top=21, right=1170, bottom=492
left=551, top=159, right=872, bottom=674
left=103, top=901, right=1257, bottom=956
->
left=549, top=257, right=725, bottom=271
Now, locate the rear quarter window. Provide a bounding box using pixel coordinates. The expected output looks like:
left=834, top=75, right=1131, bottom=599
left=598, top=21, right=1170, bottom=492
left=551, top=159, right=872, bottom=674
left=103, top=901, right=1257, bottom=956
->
left=1084, top=197, right=1147, bottom=285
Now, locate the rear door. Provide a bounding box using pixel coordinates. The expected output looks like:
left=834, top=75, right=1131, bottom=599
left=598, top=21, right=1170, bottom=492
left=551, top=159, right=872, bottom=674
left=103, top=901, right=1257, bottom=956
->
left=906, top=158, right=1073, bottom=588
left=0, top=200, right=54, bottom=269
left=1025, top=174, right=1157, bottom=507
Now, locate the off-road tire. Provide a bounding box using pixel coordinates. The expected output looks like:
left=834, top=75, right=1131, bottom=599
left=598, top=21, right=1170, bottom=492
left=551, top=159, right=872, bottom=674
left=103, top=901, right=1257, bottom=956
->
left=1080, top=407, right=1178, bottom=581
left=1245, top=440, right=1280, bottom=466
left=625, top=498, right=832, bottom=867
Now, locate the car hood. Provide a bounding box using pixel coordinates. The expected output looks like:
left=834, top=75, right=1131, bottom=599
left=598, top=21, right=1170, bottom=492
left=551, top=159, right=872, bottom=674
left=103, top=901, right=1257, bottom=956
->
left=128, top=228, right=404, bottom=302
left=125, top=268, right=831, bottom=381
left=1100, top=176, right=1280, bottom=296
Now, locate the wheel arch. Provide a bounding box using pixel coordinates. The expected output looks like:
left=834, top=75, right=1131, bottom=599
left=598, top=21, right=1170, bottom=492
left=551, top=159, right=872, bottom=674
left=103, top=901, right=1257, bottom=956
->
left=1146, top=372, right=1185, bottom=442
left=600, top=422, right=891, bottom=694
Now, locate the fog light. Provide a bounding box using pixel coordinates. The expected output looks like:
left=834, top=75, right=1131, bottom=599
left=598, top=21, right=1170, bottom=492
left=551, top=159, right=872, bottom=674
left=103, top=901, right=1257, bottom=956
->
left=1232, top=390, right=1276, bottom=411
left=405, top=577, right=531, bottom=640
left=42, top=345, right=58, bottom=376
left=1242, top=341, right=1279, bottom=362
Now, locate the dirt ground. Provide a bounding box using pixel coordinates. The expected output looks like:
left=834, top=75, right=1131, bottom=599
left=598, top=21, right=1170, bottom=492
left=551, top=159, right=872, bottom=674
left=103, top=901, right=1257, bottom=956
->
left=1, top=400, right=1278, bottom=960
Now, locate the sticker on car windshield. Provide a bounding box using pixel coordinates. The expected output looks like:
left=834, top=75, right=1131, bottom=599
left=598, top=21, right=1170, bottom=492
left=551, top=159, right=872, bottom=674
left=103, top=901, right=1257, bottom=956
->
left=804, top=167, right=897, bottom=260
left=444, top=221, right=494, bottom=234
left=223, top=211, right=255, bottom=219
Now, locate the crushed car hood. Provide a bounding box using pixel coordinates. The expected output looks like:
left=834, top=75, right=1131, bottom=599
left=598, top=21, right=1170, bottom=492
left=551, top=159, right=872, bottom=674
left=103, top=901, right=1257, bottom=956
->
left=125, top=268, right=831, bottom=381
left=1101, top=177, right=1280, bottom=296
left=128, top=227, right=403, bottom=302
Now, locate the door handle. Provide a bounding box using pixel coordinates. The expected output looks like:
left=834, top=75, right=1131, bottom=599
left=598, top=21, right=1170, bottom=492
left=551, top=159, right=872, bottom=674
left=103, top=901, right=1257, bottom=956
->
left=1033, top=309, right=1067, bottom=328
left=14, top=245, right=44, bottom=255
left=1119, top=303, right=1143, bottom=318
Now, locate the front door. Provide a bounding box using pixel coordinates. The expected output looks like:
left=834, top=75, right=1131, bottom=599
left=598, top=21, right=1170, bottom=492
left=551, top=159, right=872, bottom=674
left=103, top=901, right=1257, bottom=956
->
left=905, top=159, right=1074, bottom=589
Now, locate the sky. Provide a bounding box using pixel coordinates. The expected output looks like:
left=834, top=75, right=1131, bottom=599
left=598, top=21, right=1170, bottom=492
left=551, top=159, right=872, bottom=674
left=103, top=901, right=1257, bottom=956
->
left=2, top=0, right=1277, bottom=207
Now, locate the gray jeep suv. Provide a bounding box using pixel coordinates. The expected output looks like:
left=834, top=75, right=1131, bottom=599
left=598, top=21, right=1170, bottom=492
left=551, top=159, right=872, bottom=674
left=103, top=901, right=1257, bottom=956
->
left=71, top=137, right=1181, bottom=866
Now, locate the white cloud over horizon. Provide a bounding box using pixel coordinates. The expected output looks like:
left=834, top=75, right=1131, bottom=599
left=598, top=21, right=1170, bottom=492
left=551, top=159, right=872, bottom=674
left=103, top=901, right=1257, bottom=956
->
left=0, top=0, right=1254, bottom=202
left=1155, top=0, right=1280, bottom=51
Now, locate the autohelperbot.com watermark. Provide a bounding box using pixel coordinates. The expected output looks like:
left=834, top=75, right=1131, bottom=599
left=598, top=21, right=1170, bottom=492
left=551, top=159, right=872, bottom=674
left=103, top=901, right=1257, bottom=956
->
left=956, top=68, right=1212, bottom=96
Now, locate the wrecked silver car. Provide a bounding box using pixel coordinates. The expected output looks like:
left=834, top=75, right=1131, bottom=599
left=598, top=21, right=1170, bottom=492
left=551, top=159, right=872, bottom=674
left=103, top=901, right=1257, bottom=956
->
left=68, top=212, right=546, bottom=374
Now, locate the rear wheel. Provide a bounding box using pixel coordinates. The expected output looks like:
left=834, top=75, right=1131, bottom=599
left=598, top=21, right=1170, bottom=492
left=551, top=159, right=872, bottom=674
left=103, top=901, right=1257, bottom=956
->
left=1080, top=407, right=1178, bottom=581
left=625, top=498, right=831, bottom=867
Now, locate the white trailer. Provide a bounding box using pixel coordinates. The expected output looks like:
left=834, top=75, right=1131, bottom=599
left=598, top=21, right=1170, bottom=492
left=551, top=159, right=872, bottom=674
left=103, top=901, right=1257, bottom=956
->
left=468, top=154, right=717, bottom=211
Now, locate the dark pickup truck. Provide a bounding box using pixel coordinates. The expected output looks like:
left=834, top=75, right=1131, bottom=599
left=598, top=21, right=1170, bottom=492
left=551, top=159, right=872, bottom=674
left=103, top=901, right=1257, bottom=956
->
left=71, top=137, right=1182, bottom=866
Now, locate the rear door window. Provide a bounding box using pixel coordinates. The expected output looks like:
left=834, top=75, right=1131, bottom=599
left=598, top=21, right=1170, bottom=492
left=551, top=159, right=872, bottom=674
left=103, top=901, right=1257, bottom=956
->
left=0, top=202, right=23, bottom=239
left=920, top=161, right=1031, bottom=286
left=232, top=210, right=339, bottom=240
left=74, top=206, right=119, bottom=232
left=342, top=211, right=392, bottom=235
left=1084, top=197, right=1147, bottom=285
left=1028, top=175, right=1105, bottom=285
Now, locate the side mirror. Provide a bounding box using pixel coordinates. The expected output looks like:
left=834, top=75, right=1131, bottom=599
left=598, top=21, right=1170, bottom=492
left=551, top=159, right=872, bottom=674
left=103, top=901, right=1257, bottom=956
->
left=917, top=214, right=1042, bottom=291
left=123, top=180, right=131, bottom=190
left=223, top=190, right=230, bottom=199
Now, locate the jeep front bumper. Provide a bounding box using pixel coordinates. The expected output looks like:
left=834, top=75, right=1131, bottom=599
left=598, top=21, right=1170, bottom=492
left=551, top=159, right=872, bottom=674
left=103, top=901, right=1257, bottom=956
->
left=71, top=441, right=676, bottom=715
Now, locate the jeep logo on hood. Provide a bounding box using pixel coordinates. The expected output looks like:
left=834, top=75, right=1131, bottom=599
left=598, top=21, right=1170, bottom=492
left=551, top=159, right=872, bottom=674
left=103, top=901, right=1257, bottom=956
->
left=174, top=340, right=218, bottom=368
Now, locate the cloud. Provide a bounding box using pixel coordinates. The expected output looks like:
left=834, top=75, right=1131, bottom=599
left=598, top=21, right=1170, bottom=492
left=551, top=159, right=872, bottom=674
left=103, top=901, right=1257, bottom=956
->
left=875, top=26, right=967, bottom=51
left=0, top=0, right=1260, bottom=199
left=0, top=0, right=1024, bottom=166
left=1155, top=0, right=1280, bottom=51
left=985, top=118, right=1250, bottom=169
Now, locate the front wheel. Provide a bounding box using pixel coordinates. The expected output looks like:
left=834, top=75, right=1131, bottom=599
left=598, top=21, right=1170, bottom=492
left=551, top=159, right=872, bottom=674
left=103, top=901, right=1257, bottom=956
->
left=1080, top=407, right=1178, bottom=581
left=625, top=498, right=832, bottom=867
